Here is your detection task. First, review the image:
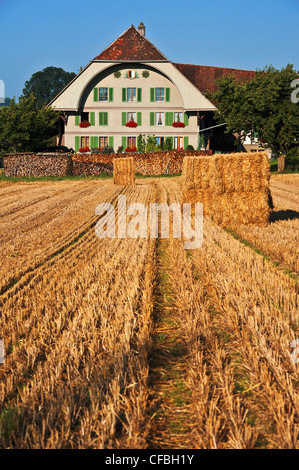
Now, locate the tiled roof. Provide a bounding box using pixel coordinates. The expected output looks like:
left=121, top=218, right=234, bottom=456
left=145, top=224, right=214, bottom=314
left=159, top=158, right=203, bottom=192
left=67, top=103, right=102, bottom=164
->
left=173, top=63, right=256, bottom=95
left=94, top=25, right=168, bottom=61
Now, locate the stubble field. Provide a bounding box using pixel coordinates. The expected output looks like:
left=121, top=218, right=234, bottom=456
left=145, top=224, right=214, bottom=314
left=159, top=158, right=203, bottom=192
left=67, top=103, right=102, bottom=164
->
left=0, top=174, right=298, bottom=449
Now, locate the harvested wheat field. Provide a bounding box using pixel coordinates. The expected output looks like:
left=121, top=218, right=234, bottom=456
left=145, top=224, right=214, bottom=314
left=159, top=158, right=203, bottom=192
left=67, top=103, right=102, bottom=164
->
left=0, top=173, right=298, bottom=449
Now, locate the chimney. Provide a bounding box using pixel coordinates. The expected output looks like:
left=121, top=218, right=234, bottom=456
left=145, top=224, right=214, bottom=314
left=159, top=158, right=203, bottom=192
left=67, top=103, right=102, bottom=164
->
left=138, top=22, right=145, bottom=36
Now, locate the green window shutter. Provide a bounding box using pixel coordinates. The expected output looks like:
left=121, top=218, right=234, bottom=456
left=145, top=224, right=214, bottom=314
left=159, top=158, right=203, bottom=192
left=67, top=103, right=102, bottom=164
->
left=184, top=113, right=189, bottom=126
left=137, top=88, right=142, bottom=102
left=75, top=115, right=80, bottom=126
left=150, top=112, right=155, bottom=126
left=122, top=112, right=127, bottom=126
left=137, top=112, right=142, bottom=126
left=93, top=88, right=98, bottom=102
left=108, top=136, right=114, bottom=148
left=165, top=88, right=170, bottom=102
left=184, top=136, right=189, bottom=149
left=150, top=88, right=155, bottom=102
left=122, top=136, right=127, bottom=149
left=90, top=112, right=95, bottom=126
left=103, top=112, right=108, bottom=126
left=99, top=112, right=108, bottom=125
left=122, top=88, right=127, bottom=102
left=90, top=136, right=98, bottom=148
left=75, top=136, right=80, bottom=151
left=109, top=88, right=114, bottom=102
left=165, top=112, right=173, bottom=126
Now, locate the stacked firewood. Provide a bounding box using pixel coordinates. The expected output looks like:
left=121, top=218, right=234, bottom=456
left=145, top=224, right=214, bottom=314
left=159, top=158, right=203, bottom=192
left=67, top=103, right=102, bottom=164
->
left=3, top=153, right=72, bottom=177
left=72, top=150, right=212, bottom=176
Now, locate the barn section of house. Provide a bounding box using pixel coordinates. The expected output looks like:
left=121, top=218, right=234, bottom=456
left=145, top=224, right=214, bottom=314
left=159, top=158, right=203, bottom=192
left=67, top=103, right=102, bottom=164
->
left=48, top=23, right=258, bottom=153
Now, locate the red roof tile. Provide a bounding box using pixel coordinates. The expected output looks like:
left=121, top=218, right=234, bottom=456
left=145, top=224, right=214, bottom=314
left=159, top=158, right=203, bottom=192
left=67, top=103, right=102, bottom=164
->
left=173, top=63, right=256, bottom=94
left=94, top=25, right=167, bottom=61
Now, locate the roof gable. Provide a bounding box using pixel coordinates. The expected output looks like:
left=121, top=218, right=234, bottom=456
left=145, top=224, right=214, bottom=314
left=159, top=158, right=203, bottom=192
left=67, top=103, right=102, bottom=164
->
left=94, top=25, right=168, bottom=61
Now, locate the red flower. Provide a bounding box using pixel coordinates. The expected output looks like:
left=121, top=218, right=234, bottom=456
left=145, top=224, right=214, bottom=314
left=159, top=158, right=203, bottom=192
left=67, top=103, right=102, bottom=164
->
left=172, top=121, right=185, bottom=128
left=125, top=120, right=138, bottom=128
left=125, top=146, right=137, bottom=152
left=79, top=121, right=91, bottom=128
left=78, top=146, right=90, bottom=153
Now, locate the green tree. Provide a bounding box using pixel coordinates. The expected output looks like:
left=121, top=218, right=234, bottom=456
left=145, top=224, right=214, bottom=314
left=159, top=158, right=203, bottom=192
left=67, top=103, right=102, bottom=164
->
left=145, top=135, right=158, bottom=152
left=137, top=134, right=146, bottom=153
left=211, top=64, right=299, bottom=156
left=164, top=137, right=173, bottom=150
left=0, top=94, right=59, bottom=153
left=21, top=66, right=76, bottom=105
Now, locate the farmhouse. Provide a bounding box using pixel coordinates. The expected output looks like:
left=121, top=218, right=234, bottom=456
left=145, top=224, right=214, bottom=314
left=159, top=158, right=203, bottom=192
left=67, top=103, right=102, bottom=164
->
left=48, top=23, right=258, bottom=153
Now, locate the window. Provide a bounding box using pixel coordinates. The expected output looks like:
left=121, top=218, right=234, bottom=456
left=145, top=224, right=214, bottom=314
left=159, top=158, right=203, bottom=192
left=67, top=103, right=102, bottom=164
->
left=155, top=112, right=165, bottom=126
left=127, top=88, right=136, bottom=101
left=174, top=137, right=183, bottom=149
left=99, top=87, right=108, bottom=101
left=81, top=112, right=89, bottom=122
left=128, top=70, right=136, bottom=79
left=81, top=136, right=90, bottom=148
left=127, top=137, right=136, bottom=148
left=99, top=137, right=108, bottom=148
left=155, top=88, right=164, bottom=101
left=156, top=137, right=164, bottom=147
left=127, top=112, right=136, bottom=123
left=174, top=112, right=183, bottom=123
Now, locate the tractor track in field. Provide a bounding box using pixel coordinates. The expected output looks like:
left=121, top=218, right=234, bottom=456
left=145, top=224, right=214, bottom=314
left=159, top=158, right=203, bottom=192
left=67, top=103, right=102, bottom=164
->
left=147, top=182, right=194, bottom=449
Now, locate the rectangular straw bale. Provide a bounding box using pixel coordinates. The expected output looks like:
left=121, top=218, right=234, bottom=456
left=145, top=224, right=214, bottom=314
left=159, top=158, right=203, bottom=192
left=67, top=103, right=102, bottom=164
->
left=200, top=159, right=211, bottom=190
left=231, top=154, right=244, bottom=192
left=181, top=157, right=195, bottom=190
left=209, top=156, right=225, bottom=194
left=113, top=157, right=135, bottom=185
left=181, top=151, right=272, bottom=228
left=223, top=155, right=235, bottom=193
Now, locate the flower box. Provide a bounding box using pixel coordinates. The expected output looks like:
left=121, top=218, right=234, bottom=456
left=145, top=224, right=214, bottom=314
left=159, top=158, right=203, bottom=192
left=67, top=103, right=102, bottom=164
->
left=125, top=120, right=138, bottom=128
left=172, top=121, right=185, bottom=128
left=79, top=121, right=91, bottom=128
left=125, top=146, right=137, bottom=152
left=78, top=147, right=90, bottom=153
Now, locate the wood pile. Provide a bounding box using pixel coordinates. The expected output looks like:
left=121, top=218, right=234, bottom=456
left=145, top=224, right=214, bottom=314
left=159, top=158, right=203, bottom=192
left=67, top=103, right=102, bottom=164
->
left=73, top=150, right=212, bottom=176
left=181, top=152, right=273, bottom=227
left=3, top=153, right=72, bottom=177
left=72, top=160, right=113, bottom=176
left=113, top=157, right=135, bottom=185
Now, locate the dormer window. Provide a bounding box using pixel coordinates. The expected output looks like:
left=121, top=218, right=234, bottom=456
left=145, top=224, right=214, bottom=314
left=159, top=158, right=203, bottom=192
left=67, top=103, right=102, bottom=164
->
left=128, top=70, right=136, bottom=79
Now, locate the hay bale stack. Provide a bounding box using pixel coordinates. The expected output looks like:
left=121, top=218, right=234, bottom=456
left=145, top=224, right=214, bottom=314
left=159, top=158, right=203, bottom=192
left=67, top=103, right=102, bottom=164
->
left=113, top=157, right=135, bottom=185
left=181, top=152, right=272, bottom=228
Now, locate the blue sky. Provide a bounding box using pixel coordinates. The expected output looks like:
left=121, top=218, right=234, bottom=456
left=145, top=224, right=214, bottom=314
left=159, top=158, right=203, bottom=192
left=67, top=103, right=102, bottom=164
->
left=0, top=0, right=298, bottom=100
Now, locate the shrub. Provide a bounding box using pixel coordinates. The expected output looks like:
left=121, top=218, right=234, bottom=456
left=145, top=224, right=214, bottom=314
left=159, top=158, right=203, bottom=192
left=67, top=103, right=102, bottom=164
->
left=101, top=146, right=114, bottom=155
left=137, top=134, right=146, bottom=153
left=164, top=137, right=173, bottom=151
left=186, top=144, right=194, bottom=150
left=285, top=147, right=299, bottom=164
left=117, top=145, right=124, bottom=153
